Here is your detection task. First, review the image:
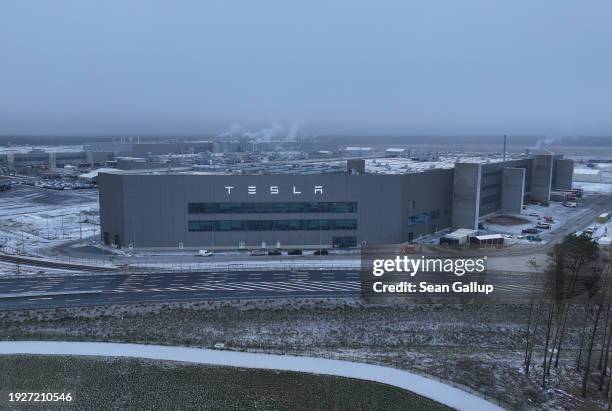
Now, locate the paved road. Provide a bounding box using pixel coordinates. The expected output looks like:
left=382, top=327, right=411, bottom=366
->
left=0, top=269, right=362, bottom=310
left=0, top=267, right=549, bottom=310
left=0, top=252, right=116, bottom=272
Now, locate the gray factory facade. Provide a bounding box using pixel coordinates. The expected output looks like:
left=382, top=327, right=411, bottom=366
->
left=99, top=154, right=573, bottom=249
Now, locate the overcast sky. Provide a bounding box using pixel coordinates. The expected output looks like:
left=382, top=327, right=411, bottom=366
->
left=1, top=1, right=611, bottom=137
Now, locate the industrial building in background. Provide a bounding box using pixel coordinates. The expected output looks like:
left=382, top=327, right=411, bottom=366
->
left=98, top=153, right=573, bottom=249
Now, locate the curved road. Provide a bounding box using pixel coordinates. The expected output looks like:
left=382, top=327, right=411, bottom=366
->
left=0, top=341, right=503, bottom=410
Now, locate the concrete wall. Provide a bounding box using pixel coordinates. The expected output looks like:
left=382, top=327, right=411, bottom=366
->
left=99, top=170, right=454, bottom=248
left=451, top=163, right=481, bottom=229
left=531, top=154, right=554, bottom=203
left=403, top=169, right=454, bottom=240
left=347, top=159, right=366, bottom=174
left=553, top=159, right=574, bottom=190
left=501, top=167, right=525, bottom=214
left=48, top=153, right=56, bottom=170
left=98, top=173, right=126, bottom=246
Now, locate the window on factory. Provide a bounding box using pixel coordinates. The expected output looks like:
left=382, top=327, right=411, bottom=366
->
left=187, top=219, right=358, bottom=231
left=407, top=210, right=440, bottom=226
left=216, top=220, right=244, bottom=231
left=187, top=221, right=213, bottom=231
left=188, top=202, right=358, bottom=214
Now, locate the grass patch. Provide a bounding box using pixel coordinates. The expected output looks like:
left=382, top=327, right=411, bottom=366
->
left=0, top=354, right=450, bottom=410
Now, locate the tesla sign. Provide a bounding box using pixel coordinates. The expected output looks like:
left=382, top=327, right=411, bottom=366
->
left=224, top=185, right=324, bottom=195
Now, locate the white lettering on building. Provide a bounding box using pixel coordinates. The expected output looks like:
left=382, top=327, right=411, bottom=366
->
left=223, top=185, right=324, bottom=195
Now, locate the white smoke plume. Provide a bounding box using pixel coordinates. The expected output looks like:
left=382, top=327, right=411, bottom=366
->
left=217, top=122, right=301, bottom=142
left=216, top=123, right=243, bottom=138
left=533, top=136, right=564, bottom=149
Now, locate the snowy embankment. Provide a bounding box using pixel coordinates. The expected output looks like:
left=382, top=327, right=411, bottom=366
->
left=0, top=341, right=503, bottom=411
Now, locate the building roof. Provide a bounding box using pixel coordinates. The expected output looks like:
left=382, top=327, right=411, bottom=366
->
left=473, top=234, right=504, bottom=241
left=444, top=229, right=477, bottom=239
left=574, top=168, right=600, bottom=175
left=79, top=168, right=121, bottom=179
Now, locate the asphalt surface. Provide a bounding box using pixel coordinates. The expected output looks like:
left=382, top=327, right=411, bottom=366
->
left=0, top=252, right=116, bottom=272
left=0, top=266, right=551, bottom=310
left=0, top=269, right=362, bottom=310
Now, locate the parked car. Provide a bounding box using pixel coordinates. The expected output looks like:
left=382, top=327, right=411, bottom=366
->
left=197, top=249, right=213, bottom=257
left=249, top=249, right=267, bottom=256
left=313, top=249, right=329, bottom=255
left=287, top=249, right=303, bottom=255
left=544, top=216, right=555, bottom=223
left=526, top=235, right=542, bottom=242
left=521, top=228, right=540, bottom=234
left=536, top=222, right=552, bottom=230
left=267, top=249, right=282, bottom=256
left=563, top=201, right=578, bottom=208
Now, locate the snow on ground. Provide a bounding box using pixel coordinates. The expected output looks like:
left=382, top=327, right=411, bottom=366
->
left=0, top=261, right=78, bottom=277
left=0, top=185, right=99, bottom=256
left=483, top=202, right=587, bottom=244
left=364, top=155, right=514, bottom=175
left=0, top=341, right=503, bottom=411
left=416, top=201, right=587, bottom=246
left=573, top=182, right=612, bottom=194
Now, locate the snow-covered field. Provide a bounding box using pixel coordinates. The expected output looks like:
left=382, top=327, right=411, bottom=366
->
left=0, top=341, right=502, bottom=411
left=0, top=185, right=99, bottom=257
left=573, top=182, right=612, bottom=193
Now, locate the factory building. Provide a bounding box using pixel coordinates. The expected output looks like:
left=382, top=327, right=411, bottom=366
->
left=452, top=155, right=573, bottom=229
left=99, top=154, right=573, bottom=249
left=0, top=151, right=113, bottom=170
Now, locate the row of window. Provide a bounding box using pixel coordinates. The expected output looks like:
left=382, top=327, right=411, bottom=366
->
left=407, top=209, right=441, bottom=226
left=188, top=219, right=358, bottom=232
left=188, top=202, right=358, bottom=214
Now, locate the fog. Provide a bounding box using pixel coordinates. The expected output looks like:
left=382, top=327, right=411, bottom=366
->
left=1, top=0, right=612, bottom=137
